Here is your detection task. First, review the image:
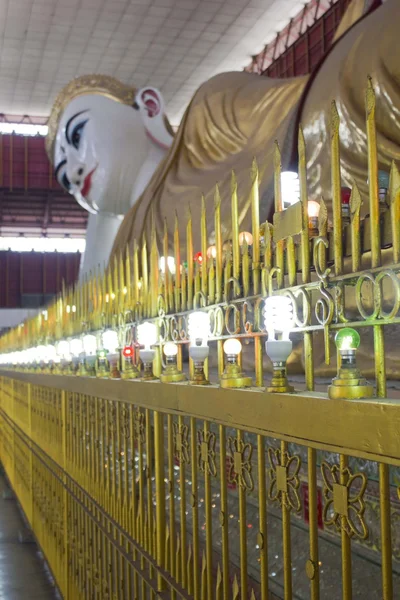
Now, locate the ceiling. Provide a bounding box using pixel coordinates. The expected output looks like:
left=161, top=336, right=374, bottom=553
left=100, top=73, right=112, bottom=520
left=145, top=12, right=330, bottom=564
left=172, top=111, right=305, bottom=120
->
left=0, top=0, right=304, bottom=126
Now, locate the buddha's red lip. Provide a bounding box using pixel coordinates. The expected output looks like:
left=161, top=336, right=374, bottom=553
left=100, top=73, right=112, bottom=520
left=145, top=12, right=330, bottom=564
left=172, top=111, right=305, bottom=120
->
left=81, top=166, right=97, bottom=198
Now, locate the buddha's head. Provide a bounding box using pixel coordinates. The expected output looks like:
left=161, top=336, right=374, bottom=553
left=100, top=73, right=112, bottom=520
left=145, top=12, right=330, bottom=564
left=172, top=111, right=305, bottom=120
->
left=46, top=75, right=174, bottom=216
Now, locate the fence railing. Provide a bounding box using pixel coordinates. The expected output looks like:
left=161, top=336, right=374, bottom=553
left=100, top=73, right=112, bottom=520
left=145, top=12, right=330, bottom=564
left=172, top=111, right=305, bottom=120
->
left=1, top=372, right=400, bottom=600
left=0, top=78, right=400, bottom=598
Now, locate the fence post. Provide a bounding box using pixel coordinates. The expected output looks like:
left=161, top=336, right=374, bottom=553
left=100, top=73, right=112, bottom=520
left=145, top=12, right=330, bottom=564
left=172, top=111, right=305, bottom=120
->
left=61, top=389, right=70, bottom=599
left=154, top=410, right=166, bottom=591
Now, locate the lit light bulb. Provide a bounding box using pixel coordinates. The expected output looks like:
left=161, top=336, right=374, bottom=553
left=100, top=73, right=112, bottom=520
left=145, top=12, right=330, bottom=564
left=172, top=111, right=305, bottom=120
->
left=264, top=296, right=294, bottom=341
left=164, top=341, right=178, bottom=357
left=238, top=232, right=253, bottom=246
left=328, top=326, right=373, bottom=399
left=264, top=295, right=295, bottom=393
left=188, top=311, right=210, bottom=384
left=159, top=256, right=176, bottom=275
left=281, top=171, right=300, bottom=207
left=56, top=340, right=70, bottom=360
left=335, top=328, right=360, bottom=352
left=137, top=322, right=157, bottom=351
left=83, top=334, right=97, bottom=356
left=69, top=338, right=83, bottom=358
left=123, top=286, right=128, bottom=295
left=207, top=245, right=217, bottom=259
left=188, top=311, right=210, bottom=347
left=66, top=305, right=71, bottom=314
left=221, top=338, right=252, bottom=388
left=308, top=200, right=320, bottom=218
left=102, top=330, right=119, bottom=354
left=72, top=305, right=76, bottom=313
left=45, top=344, right=57, bottom=363
left=36, top=344, right=47, bottom=363
left=308, top=200, right=320, bottom=234
left=122, top=345, right=134, bottom=358
left=137, top=322, right=157, bottom=379
left=160, top=340, right=186, bottom=383
left=223, top=338, right=242, bottom=356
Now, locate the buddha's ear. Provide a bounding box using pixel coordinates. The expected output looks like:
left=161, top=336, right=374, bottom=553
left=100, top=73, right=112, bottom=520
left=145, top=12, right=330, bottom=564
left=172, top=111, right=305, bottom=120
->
left=136, top=87, right=174, bottom=149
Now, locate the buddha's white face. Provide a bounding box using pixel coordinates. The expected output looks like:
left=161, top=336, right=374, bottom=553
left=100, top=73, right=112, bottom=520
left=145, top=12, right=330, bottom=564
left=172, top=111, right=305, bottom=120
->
left=54, top=94, right=150, bottom=216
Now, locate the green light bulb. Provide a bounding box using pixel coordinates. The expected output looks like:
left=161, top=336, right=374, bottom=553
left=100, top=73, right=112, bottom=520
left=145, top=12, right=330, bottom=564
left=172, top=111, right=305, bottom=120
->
left=335, top=328, right=360, bottom=351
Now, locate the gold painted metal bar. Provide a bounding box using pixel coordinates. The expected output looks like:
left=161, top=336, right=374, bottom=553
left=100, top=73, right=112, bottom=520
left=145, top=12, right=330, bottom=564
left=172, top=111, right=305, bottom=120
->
left=257, top=435, right=268, bottom=600
left=242, top=242, right=250, bottom=298
left=163, top=219, right=169, bottom=314
left=254, top=336, right=263, bottom=388
left=273, top=143, right=284, bottom=288
left=231, top=171, right=240, bottom=283
left=219, top=425, right=229, bottom=600
left=340, top=454, right=352, bottom=600
left=350, top=183, right=362, bottom=272
left=281, top=440, right=292, bottom=600
left=201, top=196, right=207, bottom=298
left=379, top=462, right=393, bottom=600
left=167, top=416, right=176, bottom=598
left=298, top=127, right=310, bottom=284
left=154, top=410, right=166, bottom=590
left=141, top=239, right=148, bottom=318
left=150, top=224, right=159, bottom=318
left=215, top=186, right=223, bottom=304
left=307, top=447, right=320, bottom=599
left=174, top=213, right=181, bottom=313
left=178, top=415, right=187, bottom=588
left=187, top=209, right=194, bottom=310
left=330, top=100, right=343, bottom=275
left=389, top=161, right=400, bottom=263
left=251, top=159, right=261, bottom=295
left=190, top=417, right=200, bottom=599
left=287, top=236, right=296, bottom=287
left=237, top=429, right=248, bottom=600
left=366, top=77, right=381, bottom=269
left=204, top=420, right=213, bottom=600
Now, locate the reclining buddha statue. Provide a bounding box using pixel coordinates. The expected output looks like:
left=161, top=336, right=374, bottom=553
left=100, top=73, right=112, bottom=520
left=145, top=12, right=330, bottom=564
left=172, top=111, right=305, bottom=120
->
left=46, top=0, right=399, bottom=278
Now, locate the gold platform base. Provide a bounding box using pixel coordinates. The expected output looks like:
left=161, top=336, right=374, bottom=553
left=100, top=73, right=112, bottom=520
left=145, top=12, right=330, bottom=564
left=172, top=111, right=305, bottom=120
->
left=328, top=367, right=374, bottom=400
left=160, top=365, right=186, bottom=383
left=267, top=370, right=294, bottom=394
left=220, top=363, right=252, bottom=389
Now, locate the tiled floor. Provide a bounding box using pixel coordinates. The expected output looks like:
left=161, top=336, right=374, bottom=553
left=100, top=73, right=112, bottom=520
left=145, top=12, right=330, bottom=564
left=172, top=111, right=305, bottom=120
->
left=0, top=472, right=60, bottom=600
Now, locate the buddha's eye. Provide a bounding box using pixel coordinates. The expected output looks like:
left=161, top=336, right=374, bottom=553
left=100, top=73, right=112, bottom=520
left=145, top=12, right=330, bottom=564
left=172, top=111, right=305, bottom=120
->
left=62, top=173, right=71, bottom=191
left=71, top=119, right=88, bottom=150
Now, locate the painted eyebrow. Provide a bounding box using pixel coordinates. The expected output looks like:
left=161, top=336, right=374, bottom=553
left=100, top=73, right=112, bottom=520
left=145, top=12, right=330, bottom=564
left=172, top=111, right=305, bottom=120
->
left=65, top=109, right=89, bottom=144
left=54, top=159, right=67, bottom=180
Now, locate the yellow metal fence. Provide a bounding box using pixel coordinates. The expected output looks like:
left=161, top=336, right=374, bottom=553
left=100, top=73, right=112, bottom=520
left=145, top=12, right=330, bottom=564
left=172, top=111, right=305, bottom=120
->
left=1, top=372, right=400, bottom=599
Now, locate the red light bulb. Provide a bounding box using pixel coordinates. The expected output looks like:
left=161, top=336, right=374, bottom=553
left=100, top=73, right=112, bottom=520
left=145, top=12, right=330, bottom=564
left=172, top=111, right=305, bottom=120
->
left=194, top=251, right=203, bottom=264
left=341, top=187, right=351, bottom=205
left=122, top=346, right=133, bottom=358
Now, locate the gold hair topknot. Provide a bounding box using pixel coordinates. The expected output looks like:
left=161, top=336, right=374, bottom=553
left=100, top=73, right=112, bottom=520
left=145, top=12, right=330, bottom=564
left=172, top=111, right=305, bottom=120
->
left=45, top=74, right=137, bottom=161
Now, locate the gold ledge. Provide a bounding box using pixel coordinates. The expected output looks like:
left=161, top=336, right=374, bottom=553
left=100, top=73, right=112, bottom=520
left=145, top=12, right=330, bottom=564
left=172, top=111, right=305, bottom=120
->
left=1, top=370, right=400, bottom=464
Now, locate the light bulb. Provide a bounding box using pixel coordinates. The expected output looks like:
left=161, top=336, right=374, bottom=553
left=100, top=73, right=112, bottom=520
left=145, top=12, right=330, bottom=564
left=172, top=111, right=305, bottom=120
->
left=45, top=344, right=57, bottom=362
left=83, top=334, right=97, bottom=356
left=36, top=344, right=47, bottom=362
left=223, top=338, right=242, bottom=356
left=164, top=342, right=178, bottom=357
left=72, top=305, right=76, bottom=313
left=137, top=322, right=157, bottom=351
left=239, top=232, right=253, bottom=246
left=307, top=200, right=320, bottom=218
left=66, top=305, right=71, bottom=314
left=207, top=245, right=217, bottom=259
left=122, top=345, right=134, bottom=358
left=69, top=338, right=83, bottom=357
left=56, top=340, right=70, bottom=361
left=102, top=330, right=119, bottom=354
left=335, top=328, right=360, bottom=352
left=188, top=311, right=210, bottom=346
left=159, top=256, right=176, bottom=275
left=281, top=171, right=300, bottom=206
left=264, top=296, right=294, bottom=340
